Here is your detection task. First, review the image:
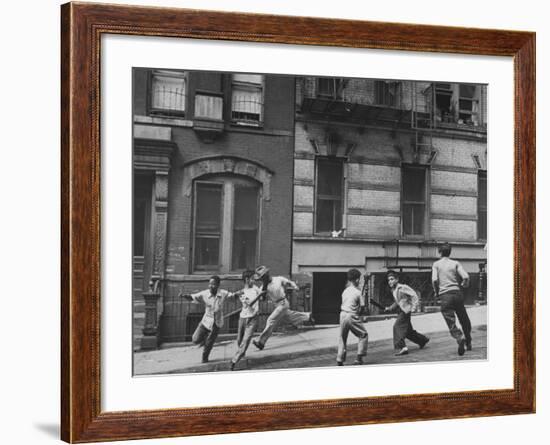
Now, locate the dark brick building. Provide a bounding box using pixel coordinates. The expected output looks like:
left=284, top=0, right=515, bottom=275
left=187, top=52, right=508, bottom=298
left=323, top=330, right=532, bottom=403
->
left=133, top=69, right=295, bottom=349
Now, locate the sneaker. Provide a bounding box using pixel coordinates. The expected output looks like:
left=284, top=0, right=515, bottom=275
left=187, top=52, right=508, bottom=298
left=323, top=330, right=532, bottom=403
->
left=336, top=361, right=344, bottom=366
left=230, top=362, right=235, bottom=371
left=394, top=347, right=409, bottom=356
left=252, top=340, right=264, bottom=351
left=458, top=339, right=466, bottom=356
left=419, top=338, right=430, bottom=349
left=353, top=358, right=364, bottom=365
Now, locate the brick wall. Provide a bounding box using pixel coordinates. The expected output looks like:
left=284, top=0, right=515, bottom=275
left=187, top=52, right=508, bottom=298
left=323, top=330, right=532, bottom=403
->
left=293, top=121, right=487, bottom=242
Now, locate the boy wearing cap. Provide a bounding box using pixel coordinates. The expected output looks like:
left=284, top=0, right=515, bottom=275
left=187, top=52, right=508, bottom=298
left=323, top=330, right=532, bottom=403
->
left=432, top=242, right=472, bottom=356
left=252, top=266, right=314, bottom=351
left=385, top=270, right=429, bottom=356
left=337, top=268, right=369, bottom=366
left=179, top=275, right=235, bottom=363
left=230, top=270, right=266, bottom=371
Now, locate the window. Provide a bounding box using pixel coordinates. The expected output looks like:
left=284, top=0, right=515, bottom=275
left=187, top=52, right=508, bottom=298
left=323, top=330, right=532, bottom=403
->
left=150, top=70, right=186, bottom=116
left=231, top=74, right=264, bottom=125
left=402, top=165, right=427, bottom=236
left=315, top=158, right=344, bottom=233
left=194, top=92, right=223, bottom=120
left=434, top=82, right=480, bottom=126
left=193, top=176, right=260, bottom=272
left=193, top=183, right=223, bottom=269
left=458, top=84, right=480, bottom=125
left=478, top=171, right=487, bottom=240
left=232, top=186, right=259, bottom=270
left=374, top=80, right=401, bottom=107
left=435, top=83, right=453, bottom=123
left=316, top=77, right=344, bottom=100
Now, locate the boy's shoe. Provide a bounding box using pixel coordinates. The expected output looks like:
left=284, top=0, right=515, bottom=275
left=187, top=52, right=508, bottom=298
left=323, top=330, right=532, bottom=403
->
left=353, top=358, right=364, bottom=365
left=394, top=347, right=409, bottom=356
left=230, top=362, right=236, bottom=371
left=419, top=338, right=430, bottom=349
left=336, top=361, right=344, bottom=366
left=252, top=340, right=264, bottom=351
left=458, top=339, right=466, bottom=356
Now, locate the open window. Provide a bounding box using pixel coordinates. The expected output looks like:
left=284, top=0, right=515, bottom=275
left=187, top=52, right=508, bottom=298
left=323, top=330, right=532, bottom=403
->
left=434, top=82, right=481, bottom=126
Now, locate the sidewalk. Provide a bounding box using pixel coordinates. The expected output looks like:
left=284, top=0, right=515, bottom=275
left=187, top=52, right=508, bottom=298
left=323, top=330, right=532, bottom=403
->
left=134, top=305, right=487, bottom=375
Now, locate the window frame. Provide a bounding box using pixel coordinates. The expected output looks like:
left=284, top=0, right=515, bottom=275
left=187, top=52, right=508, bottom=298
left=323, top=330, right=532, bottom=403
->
left=401, top=164, right=429, bottom=239
left=374, top=80, right=402, bottom=108
left=314, top=156, right=345, bottom=235
left=192, top=176, right=261, bottom=274
left=148, top=69, right=188, bottom=118
left=230, top=74, right=265, bottom=127
left=316, top=77, right=344, bottom=100
left=477, top=170, right=488, bottom=241
left=192, top=180, right=224, bottom=272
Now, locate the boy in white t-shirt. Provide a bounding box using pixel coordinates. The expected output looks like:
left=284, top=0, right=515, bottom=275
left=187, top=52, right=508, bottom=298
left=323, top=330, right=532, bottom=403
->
left=337, top=268, right=368, bottom=366
left=230, top=270, right=266, bottom=371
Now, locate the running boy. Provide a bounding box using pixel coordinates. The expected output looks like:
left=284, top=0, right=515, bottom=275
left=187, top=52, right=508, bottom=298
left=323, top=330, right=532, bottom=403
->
left=385, top=270, right=429, bottom=356
left=180, top=275, right=235, bottom=363
left=337, top=268, right=368, bottom=366
left=432, top=242, right=472, bottom=356
left=252, top=266, right=314, bottom=351
left=230, top=270, right=266, bottom=371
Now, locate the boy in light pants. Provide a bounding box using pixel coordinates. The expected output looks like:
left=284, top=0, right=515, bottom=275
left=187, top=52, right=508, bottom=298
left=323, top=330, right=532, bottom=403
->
left=230, top=270, right=266, bottom=371
left=337, top=268, right=368, bottom=366
left=251, top=266, right=314, bottom=351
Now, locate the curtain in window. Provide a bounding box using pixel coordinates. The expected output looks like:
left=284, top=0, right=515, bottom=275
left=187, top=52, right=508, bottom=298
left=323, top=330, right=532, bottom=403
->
left=151, top=71, right=186, bottom=112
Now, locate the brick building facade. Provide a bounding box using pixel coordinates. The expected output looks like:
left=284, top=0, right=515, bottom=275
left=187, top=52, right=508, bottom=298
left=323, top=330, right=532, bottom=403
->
left=291, top=77, right=488, bottom=324
left=133, top=71, right=488, bottom=348
left=133, top=69, right=295, bottom=349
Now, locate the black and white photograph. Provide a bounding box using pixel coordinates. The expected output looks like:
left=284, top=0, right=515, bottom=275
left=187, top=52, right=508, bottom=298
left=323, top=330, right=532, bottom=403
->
left=132, top=69, right=488, bottom=375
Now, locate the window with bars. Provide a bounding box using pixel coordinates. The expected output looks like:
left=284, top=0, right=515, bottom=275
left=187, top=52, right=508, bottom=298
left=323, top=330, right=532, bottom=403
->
left=231, top=74, right=264, bottom=125
left=478, top=171, right=487, bottom=240
left=150, top=70, right=186, bottom=116
left=315, top=158, right=344, bottom=233
left=193, top=177, right=260, bottom=273
left=402, top=165, right=427, bottom=237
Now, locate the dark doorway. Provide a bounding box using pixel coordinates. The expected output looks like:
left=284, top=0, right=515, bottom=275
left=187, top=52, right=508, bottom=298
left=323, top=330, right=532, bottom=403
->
left=312, top=272, right=347, bottom=324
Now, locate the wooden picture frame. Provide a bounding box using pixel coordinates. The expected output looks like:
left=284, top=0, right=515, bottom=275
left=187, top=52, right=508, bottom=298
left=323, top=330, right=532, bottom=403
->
left=61, top=2, right=535, bottom=442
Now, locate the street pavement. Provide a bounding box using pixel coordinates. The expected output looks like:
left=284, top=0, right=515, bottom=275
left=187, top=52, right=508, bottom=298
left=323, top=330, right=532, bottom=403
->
left=134, top=305, right=487, bottom=375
